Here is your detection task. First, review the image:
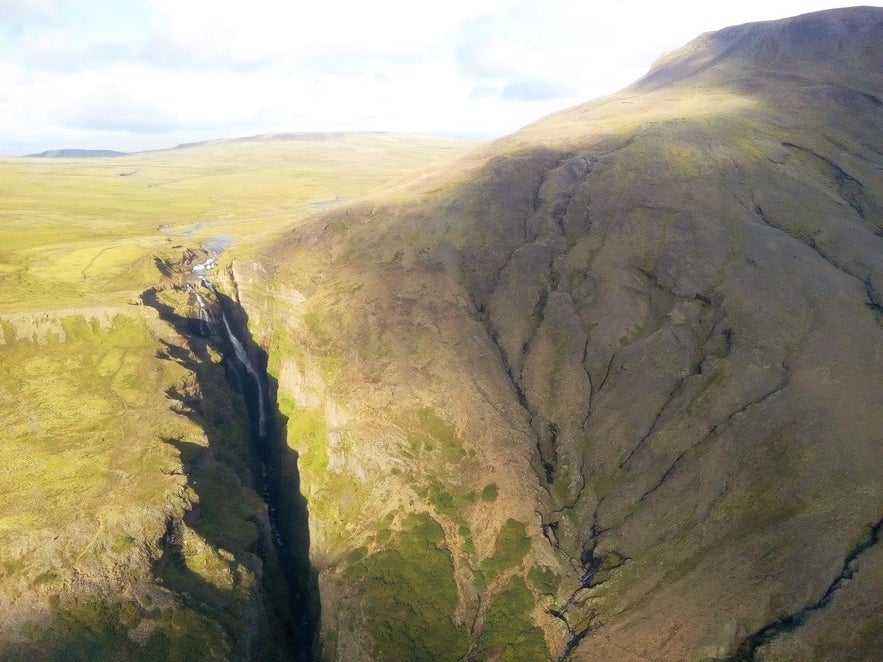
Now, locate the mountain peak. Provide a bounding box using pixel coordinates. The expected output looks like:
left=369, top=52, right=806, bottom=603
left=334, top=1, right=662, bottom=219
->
left=636, top=6, right=883, bottom=91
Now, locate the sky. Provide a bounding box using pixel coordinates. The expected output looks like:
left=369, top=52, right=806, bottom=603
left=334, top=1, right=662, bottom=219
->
left=0, top=0, right=876, bottom=153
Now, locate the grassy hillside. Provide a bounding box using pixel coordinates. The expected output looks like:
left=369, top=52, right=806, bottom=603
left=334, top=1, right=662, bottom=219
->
left=0, top=133, right=476, bottom=659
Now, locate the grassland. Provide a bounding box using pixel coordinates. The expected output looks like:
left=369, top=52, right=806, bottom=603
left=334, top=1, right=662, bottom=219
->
left=0, top=133, right=474, bottom=312
left=0, top=133, right=477, bottom=656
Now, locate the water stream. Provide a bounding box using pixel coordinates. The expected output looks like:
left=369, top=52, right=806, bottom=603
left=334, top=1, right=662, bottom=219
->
left=201, top=278, right=313, bottom=660
left=219, top=311, right=267, bottom=437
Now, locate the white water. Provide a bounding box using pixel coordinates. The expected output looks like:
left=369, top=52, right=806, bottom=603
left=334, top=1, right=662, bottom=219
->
left=193, top=292, right=215, bottom=335
left=220, top=309, right=268, bottom=437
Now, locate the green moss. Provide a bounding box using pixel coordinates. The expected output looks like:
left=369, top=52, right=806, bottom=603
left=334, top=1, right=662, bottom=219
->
left=281, top=399, right=328, bottom=478
left=481, top=518, right=531, bottom=577
left=458, top=525, right=476, bottom=556
left=59, top=316, right=96, bottom=342
left=308, top=473, right=368, bottom=553
left=110, top=536, right=135, bottom=554
left=426, top=476, right=476, bottom=525
left=481, top=483, right=499, bottom=502
left=347, top=546, right=368, bottom=564
left=350, top=512, right=468, bottom=661
left=528, top=565, right=561, bottom=595
left=303, top=310, right=335, bottom=348
left=320, top=629, right=339, bottom=662
left=0, top=600, right=229, bottom=662
left=415, top=407, right=467, bottom=464
left=476, top=576, right=549, bottom=661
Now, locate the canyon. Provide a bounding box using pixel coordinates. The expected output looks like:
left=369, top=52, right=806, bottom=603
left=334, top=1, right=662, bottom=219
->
left=1, top=7, right=882, bottom=661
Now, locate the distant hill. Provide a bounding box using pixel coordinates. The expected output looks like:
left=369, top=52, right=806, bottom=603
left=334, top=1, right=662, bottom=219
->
left=25, top=149, right=128, bottom=158
left=172, top=131, right=388, bottom=150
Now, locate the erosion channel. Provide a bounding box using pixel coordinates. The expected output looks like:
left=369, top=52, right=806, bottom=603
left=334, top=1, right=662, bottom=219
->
left=143, top=254, right=318, bottom=660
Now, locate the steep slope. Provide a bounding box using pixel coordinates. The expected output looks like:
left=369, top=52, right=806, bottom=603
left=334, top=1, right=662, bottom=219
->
left=244, top=7, right=883, bottom=660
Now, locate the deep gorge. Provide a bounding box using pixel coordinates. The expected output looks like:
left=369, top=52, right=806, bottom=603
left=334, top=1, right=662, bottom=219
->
left=143, top=272, right=319, bottom=660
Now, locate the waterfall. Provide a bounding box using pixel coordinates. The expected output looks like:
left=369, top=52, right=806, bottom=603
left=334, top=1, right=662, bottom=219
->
left=209, top=287, right=313, bottom=655
left=193, top=292, right=215, bottom=335
left=170, top=268, right=314, bottom=658
left=219, top=311, right=267, bottom=437
left=198, top=277, right=267, bottom=437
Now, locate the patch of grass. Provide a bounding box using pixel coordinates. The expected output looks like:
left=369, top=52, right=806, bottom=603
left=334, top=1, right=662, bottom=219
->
left=425, top=477, right=475, bottom=524
left=307, top=473, right=368, bottom=553
left=279, top=396, right=329, bottom=478
left=303, top=310, right=335, bottom=349
left=481, top=518, right=532, bottom=577
left=476, top=575, right=549, bottom=661
left=0, top=599, right=230, bottom=662
left=481, top=483, right=499, bottom=501
left=349, top=512, right=468, bottom=661
left=415, top=407, right=467, bottom=464
left=528, top=565, right=561, bottom=595
left=110, top=536, right=135, bottom=554
left=459, top=525, right=477, bottom=556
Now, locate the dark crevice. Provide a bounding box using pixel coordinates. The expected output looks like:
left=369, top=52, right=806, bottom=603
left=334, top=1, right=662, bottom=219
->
left=533, top=419, right=559, bottom=485
left=618, top=388, right=676, bottom=470
left=549, top=607, right=591, bottom=662
left=825, top=82, right=883, bottom=108
left=751, top=195, right=882, bottom=318
left=210, top=288, right=317, bottom=661
left=635, top=372, right=790, bottom=506
left=578, top=545, right=627, bottom=589
left=579, top=339, right=595, bottom=432
left=142, top=277, right=318, bottom=661
left=473, top=292, right=555, bottom=495
left=596, top=352, right=616, bottom=394
left=724, top=516, right=883, bottom=662
left=780, top=141, right=879, bottom=224
left=553, top=456, right=588, bottom=513
left=541, top=519, right=561, bottom=550
left=865, top=277, right=883, bottom=317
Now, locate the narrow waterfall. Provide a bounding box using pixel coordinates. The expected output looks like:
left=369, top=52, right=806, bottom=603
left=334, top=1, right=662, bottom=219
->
left=146, top=269, right=317, bottom=659
left=193, top=292, right=216, bottom=336
left=201, top=282, right=314, bottom=660
left=219, top=311, right=267, bottom=437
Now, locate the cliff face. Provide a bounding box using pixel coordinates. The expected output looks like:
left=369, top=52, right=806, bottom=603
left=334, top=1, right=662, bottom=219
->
left=248, top=8, right=883, bottom=660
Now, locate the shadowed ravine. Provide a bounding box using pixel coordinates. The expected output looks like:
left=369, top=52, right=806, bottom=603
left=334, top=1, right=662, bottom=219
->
left=142, top=275, right=318, bottom=660
left=210, top=286, right=316, bottom=660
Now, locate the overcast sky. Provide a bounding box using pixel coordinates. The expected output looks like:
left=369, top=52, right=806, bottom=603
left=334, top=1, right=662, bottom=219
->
left=0, top=0, right=875, bottom=153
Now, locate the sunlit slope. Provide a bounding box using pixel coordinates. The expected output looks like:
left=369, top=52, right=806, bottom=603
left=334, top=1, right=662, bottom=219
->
left=0, top=133, right=474, bottom=313
left=251, top=8, right=883, bottom=660
left=0, top=133, right=475, bottom=658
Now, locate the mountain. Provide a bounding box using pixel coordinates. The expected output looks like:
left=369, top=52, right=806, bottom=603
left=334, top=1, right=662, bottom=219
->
left=226, top=7, right=882, bottom=660
left=1, top=7, right=881, bottom=662
left=25, top=149, right=128, bottom=158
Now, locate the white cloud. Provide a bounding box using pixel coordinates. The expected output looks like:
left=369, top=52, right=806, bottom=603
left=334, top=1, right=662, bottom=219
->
left=0, top=0, right=62, bottom=19
left=0, top=0, right=878, bottom=152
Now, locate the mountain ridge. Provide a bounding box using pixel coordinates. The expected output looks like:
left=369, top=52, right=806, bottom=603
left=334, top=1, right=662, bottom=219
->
left=637, top=5, right=883, bottom=91
left=246, top=6, right=883, bottom=660
left=25, top=148, right=128, bottom=158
